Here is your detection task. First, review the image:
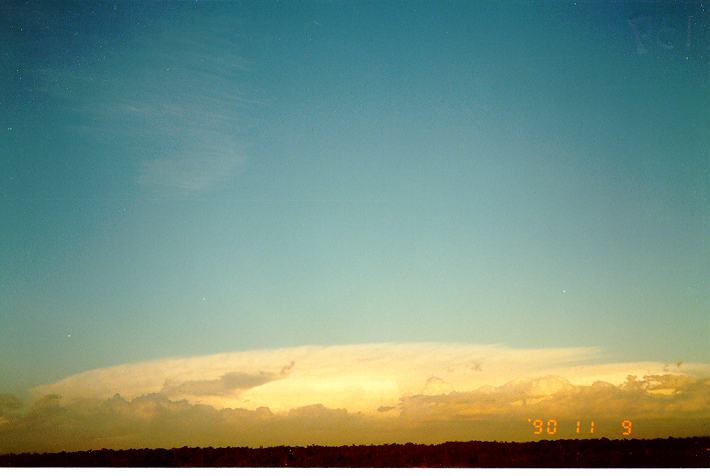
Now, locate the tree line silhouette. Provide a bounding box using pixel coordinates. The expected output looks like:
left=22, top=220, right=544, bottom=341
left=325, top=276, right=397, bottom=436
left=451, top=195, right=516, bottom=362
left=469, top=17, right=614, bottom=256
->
left=1, top=437, right=708, bottom=467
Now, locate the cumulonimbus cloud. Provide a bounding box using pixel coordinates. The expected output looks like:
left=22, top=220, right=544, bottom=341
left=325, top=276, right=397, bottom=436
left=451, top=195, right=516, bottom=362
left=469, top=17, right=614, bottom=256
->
left=1, top=343, right=708, bottom=453
left=31, top=343, right=710, bottom=413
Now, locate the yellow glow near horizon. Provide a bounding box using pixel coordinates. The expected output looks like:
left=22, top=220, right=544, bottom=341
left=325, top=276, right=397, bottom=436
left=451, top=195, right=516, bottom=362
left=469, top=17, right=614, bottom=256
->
left=0, top=343, right=707, bottom=453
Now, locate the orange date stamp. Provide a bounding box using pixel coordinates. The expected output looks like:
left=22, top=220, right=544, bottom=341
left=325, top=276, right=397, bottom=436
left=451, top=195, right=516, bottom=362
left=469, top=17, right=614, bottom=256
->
left=527, top=418, right=633, bottom=436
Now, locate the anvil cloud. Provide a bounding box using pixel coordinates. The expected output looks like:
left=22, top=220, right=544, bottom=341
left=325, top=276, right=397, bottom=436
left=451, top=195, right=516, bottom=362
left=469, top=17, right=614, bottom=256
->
left=1, top=343, right=708, bottom=453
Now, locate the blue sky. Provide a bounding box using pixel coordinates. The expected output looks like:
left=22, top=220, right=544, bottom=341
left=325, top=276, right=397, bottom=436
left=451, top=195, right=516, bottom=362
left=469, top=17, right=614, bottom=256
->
left=1, top=0, right=709, bottom=402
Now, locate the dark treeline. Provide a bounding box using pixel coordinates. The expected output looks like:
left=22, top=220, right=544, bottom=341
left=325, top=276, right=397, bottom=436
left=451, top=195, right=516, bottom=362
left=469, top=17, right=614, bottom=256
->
left=1, top=437, right=708, bottom=467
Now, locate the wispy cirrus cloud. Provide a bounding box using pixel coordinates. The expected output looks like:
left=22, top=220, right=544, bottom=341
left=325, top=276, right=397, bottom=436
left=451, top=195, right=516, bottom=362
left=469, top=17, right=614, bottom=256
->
left=34, top=7, right=258, bottom=194
left=134, top=133, right=244, bottom=193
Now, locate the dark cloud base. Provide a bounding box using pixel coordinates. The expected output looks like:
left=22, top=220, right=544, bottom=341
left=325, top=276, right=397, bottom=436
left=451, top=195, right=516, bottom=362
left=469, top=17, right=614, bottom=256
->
left=2, top=438, right=709, bottom=467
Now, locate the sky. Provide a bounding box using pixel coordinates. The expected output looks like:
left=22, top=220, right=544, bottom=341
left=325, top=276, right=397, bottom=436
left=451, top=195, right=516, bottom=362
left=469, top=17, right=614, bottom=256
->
left=0, top=0, right=709, bottom=451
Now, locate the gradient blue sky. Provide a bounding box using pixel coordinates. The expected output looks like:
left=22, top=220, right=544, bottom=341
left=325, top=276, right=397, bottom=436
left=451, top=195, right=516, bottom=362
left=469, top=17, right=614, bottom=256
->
left=1, top=0, right=708, bottom=396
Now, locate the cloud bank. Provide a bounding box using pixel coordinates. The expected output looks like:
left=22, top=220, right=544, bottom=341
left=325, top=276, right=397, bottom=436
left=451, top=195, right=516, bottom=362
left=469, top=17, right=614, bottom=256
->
left=2, top=343, right=709, bottom=453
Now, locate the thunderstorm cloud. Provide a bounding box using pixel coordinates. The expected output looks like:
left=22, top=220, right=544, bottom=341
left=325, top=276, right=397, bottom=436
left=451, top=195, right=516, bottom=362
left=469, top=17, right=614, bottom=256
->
left=1, top=343, right=709, bottom=453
